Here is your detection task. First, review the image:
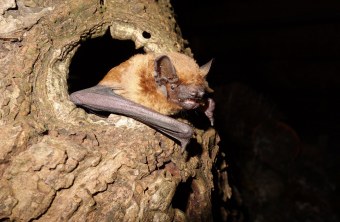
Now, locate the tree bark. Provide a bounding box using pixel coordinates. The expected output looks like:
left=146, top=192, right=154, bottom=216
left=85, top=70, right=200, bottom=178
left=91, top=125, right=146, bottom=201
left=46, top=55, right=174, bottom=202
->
left=0, top=0, right=226, bottom=221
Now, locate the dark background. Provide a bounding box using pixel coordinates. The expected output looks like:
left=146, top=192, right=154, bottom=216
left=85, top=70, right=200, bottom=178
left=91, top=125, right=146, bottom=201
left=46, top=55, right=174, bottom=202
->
left=171, top=0, right=340, bottom=132
left=171, top=0, right=339, bottom=221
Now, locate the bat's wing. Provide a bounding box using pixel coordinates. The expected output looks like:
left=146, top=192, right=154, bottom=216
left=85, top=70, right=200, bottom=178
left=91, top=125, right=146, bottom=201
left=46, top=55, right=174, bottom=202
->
left=70, top=85, right=193, bottom=152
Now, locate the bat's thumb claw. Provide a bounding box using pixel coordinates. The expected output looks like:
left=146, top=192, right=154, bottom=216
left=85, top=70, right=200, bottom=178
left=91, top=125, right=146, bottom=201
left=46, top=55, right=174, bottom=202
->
left=179, top=139, right=190, bottom=154
left=204, top=98, right=215, bottom=127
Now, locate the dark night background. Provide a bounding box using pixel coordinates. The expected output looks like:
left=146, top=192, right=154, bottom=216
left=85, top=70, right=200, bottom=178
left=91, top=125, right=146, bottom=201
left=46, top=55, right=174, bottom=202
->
left=68, top=0, right=339, bottom=221
left=171, top=0, right=339, bottom=221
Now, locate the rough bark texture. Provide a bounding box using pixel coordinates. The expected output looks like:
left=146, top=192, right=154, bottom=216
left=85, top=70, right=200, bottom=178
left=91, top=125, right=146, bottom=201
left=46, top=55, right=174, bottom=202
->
left=0, top=0, right=228, bottom=221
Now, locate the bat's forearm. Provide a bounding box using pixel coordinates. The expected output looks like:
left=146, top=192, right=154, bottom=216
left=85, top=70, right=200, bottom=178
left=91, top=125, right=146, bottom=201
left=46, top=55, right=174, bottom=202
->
left=70, top=85, right=193, bottom=152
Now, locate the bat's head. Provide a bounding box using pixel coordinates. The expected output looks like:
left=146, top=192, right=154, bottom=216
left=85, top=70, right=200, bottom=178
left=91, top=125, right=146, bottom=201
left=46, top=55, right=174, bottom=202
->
left=168, top=84, right=206, bottom=110
left=154, top=53, right=213, bottom=110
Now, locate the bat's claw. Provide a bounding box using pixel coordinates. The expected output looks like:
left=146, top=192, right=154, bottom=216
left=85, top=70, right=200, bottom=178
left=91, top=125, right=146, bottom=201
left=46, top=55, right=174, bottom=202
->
left=178, top=128, right=192, bottom=154
left=180, top=139, right=189, bottom=154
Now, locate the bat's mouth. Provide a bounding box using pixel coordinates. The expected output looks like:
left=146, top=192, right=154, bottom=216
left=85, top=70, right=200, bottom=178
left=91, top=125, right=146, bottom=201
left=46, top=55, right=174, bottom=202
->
left=178, top=98, right=202, bottom=110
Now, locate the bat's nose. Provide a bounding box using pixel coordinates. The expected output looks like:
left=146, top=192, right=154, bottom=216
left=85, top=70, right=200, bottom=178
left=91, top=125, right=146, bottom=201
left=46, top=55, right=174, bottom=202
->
left=190, top=90, right=204, bottom=98
left=190, top=91, right=197, bottom=97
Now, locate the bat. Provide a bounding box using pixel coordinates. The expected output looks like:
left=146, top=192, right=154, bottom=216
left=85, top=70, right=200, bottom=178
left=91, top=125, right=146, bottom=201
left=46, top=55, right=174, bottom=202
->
left=70, top=52, right=215, bottom=152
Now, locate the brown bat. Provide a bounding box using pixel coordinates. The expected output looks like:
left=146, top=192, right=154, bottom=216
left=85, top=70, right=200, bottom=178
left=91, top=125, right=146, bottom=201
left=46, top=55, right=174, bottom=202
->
left=70, top=52, right=215, bottom=152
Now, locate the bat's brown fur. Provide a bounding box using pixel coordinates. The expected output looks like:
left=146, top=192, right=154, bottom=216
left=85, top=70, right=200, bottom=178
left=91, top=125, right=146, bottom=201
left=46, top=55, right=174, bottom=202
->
left=99, top=52, right=209, bottom=115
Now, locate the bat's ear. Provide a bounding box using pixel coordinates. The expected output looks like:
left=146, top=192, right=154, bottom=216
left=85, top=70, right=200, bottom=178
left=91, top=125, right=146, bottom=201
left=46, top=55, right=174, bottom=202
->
left=200, top=59, right=213, bottom=77
left=154, top=55, right=179, bottom=87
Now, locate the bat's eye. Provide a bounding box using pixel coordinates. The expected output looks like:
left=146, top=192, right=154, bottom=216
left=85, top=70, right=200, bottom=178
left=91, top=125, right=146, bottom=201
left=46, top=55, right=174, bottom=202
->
left=170, top=84, right=177, bottom=90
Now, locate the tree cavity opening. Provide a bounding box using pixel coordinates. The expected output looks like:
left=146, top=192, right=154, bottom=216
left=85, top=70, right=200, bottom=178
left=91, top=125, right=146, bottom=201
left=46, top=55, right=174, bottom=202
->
left=68, top=30, right=144, bottom=94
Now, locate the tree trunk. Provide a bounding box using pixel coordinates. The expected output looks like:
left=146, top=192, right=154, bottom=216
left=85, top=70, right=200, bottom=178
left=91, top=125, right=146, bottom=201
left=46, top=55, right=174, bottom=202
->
left=0, top=0, right=227, bottom=221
